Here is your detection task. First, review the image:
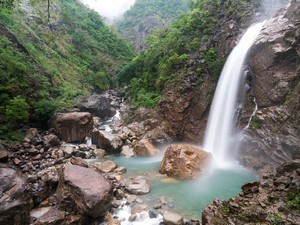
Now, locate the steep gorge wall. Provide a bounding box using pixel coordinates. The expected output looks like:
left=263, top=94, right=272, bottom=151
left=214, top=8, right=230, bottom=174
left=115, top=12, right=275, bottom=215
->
left=240, top=0, right=300, bottom=171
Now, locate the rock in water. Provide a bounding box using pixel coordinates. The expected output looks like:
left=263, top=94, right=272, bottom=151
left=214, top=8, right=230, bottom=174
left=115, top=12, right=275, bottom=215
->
left=0, top=165, right=32, bottom=225
left=92, top=130, right=123, bottom=153
left=133, top=139, right=159, bottom=156
left=56, top=164, right=113, bottom=218
left=125, top=176, right=151, bottom=195
left=163, top=211, right=184, bottom=225
left=159, top=144, right=211, bottom=180
left=50, top=112, right=93, bottom=143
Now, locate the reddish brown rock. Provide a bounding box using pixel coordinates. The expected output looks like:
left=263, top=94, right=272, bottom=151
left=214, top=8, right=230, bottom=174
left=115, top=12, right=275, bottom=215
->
left=57, top=164, right=113, bottom=218
left=70, top=156, right=89, bottom=168
left=241, top=0, right=300, bottom=170
left=133, top=139, right=159, bottom=157
left=92, top=130, right=123, bottom=153
left=50, top=112, right=93, bottom=143
left=43, top=134, right=60, bottom=147
left=0, top=165, right=32, bottom=225
left=30, top=206, right=65, bottom=225
left=159, top=144, right=211, bottom=180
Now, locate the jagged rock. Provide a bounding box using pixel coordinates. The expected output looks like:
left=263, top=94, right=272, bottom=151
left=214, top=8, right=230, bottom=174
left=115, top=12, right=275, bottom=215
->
left=133, top=139, right=159, bottom=156
left=50, top=112, right=93, bottom=143
left=92, top=130, right=123, bottom=153
left=0, top=150, right=8, bottom=162
left=159, top=144, right=211, bottom=180
left=56, top=164, right=113, bottom=218
left=93, top=149, right=106, bottom=158
left=163, top=211, right=184, bottom=225
left=60, top=144, right=75, bottom=157
left=241, top=0, right=300, bottom=170
left=0, top=165, right=32, bottom=225
left=70, top=156, right=89, bottom=168
left=30, top=206, right=65, bottom=225
left=120, top=145, right=135, bottom=158
left=202, top=160, right=300, bottom=225
left=79, top=94, right=114, bottom=119
left=43, top=134, right=60, bottom=147
left=24, top=128, right=42, bottom=145
left=125, top=176, right=151, bottom=195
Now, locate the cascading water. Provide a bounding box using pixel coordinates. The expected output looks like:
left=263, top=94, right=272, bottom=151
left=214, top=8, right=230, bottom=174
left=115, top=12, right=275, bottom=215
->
left=203, top=22, right=265, bottom=168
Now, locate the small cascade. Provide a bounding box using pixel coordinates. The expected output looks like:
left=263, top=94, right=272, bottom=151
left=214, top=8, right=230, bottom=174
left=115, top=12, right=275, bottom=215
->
left=243, top=97, right=258, bottom=130
left=203, top=22, right=265, bottom=168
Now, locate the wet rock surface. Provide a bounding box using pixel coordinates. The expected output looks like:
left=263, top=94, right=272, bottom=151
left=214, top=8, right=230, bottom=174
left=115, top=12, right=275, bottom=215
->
left=241, top=0, right=300, bottom=171
left=133, top=139, right=160, bottom=157
left=159, top=144, right=211, bottom=180
left=202, top=160, right=300, bottom=225
left=125, top=176, right=151, bottom=195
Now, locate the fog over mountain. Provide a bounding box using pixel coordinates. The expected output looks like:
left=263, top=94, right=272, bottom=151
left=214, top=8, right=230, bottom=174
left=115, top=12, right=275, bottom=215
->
left=80, top=0, right=136, bottom=23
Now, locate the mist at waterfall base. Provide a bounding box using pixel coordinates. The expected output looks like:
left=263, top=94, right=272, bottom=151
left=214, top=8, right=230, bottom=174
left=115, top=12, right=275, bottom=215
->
left=203, top=22, right=265, bottom=170
left=98, top=153, right=257, bottom=219
left=94, top=22, right=265, bottom=223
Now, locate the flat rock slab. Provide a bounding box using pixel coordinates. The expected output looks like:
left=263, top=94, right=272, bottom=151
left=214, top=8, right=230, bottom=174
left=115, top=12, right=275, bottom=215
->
left=163, top=211, right=183, bottom=225
left=57, top=164, right=113, bottom=218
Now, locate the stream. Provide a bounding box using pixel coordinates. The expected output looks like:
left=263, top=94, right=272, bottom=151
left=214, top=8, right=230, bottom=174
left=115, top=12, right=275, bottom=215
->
left=91, top=112, right=257, bottom=223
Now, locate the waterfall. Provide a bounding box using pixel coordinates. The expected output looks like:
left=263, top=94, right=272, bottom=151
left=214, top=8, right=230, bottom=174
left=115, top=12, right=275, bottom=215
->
left=203, top=22, right=265, bottom=168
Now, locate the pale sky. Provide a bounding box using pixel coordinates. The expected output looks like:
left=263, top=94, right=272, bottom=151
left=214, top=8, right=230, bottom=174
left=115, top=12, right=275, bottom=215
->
left=80, top=0, right=136, bottom=22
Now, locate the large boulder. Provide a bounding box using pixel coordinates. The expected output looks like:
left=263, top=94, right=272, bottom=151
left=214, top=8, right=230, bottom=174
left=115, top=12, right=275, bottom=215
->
left=56, top=164, right=113, bottom=218
left=50, top=112, right=93, bottom=143
left=92, top=130, right=123, bottom=153
left=79, top=94, right=114, bottom=119
left=241, top=0, right=300, bottom=170
left=159, top=144, right=211, bottom=180
left=133, top=139, right=159, bottom=156
left=0, top=165, right=32, bottom=225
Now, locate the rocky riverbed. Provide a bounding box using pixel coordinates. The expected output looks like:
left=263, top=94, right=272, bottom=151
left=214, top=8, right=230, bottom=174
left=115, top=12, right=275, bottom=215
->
left=0, top=88, right=299, bottom=225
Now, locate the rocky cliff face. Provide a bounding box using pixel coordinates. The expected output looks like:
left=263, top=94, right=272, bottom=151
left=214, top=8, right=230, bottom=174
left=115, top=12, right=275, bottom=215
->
left=240, top=0, right=300, bottom=171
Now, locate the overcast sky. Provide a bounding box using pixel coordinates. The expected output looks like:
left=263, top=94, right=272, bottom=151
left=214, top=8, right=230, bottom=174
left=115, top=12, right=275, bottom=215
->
left=80, top=0, right=136, bottom=22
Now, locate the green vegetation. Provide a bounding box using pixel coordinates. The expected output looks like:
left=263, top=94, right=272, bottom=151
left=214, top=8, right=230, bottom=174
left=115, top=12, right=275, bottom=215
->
left=272, top=212, right=283, bottom=225
left=288, top=188, right=300, bottom=211
left=0, top=0, right=134, bottom=140
left=220, top=203, right=231, bottom=215
left=115, top=0, right=190, bottom=51
left=117, top=0, right=258, bottom=108
left=251, top=116, right=261, bottom=129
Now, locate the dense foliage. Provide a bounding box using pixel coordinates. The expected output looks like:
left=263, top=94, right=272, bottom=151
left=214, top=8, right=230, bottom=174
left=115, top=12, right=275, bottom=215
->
left=115, top=0, right=190, bottom=52
left=0, top=0, right=134, bottom=140
left=117, top=0, right=259, bottom=108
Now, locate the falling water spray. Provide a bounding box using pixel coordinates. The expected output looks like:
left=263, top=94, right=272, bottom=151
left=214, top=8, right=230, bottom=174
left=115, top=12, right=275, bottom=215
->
left=203, top=22, right=265, bottom=169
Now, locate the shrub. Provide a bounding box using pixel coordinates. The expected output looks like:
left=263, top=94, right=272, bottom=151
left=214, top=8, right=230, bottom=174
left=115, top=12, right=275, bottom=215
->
left=5, top=96, right=30, bottom=126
